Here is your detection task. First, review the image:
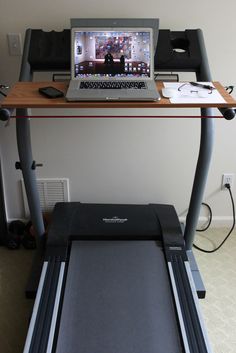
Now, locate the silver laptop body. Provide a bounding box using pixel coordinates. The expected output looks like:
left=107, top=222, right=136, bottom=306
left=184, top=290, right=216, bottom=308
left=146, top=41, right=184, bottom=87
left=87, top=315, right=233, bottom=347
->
left=66, top=27, right=160, bottom=102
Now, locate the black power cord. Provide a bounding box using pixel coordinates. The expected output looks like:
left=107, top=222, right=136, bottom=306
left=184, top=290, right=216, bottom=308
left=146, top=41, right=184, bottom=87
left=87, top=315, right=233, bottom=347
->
left=0, top=84, right=9, bottom=97
left=193, top=183, right=235, bottom=253
left=0, top=90, right=7, bottom=97
left=225, top=85, right=234, bottom=94
left=196, top=202, right=212, bottom=232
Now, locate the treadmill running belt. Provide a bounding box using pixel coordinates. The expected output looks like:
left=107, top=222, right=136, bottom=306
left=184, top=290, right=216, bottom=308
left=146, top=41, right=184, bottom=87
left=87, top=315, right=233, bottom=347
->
left=55, top=240, right=184, bottom=353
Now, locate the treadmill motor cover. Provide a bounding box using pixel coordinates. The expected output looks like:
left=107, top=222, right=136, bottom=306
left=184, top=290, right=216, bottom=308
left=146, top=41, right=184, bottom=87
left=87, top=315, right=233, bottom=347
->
left=47, top=203, right=164, bottom=246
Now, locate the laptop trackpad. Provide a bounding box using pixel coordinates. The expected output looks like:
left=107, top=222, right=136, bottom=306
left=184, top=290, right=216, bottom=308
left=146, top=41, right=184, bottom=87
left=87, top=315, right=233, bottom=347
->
left=105, top=96, right=119, bottom=100
left=68, top=89, right=122, bottom=100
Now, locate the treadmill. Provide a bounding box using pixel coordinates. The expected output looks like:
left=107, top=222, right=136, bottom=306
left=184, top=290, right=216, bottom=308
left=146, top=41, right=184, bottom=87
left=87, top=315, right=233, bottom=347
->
left=23, top=202, right=212, bottom=353
left=8, top=19, right=235, bottom=353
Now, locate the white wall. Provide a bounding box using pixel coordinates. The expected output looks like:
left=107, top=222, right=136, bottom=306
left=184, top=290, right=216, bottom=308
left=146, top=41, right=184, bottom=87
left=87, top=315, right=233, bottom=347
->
left=0, top=1, right=236, bottom=225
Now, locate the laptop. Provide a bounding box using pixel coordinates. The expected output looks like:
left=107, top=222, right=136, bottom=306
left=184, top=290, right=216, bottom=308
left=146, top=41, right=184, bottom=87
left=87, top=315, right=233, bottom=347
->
left=66, top=27, right=160, bottom=101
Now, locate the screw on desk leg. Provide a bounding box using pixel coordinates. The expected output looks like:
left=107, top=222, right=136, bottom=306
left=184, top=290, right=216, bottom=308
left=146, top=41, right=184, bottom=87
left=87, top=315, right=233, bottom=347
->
left=31, top=161, right=43, bottom=170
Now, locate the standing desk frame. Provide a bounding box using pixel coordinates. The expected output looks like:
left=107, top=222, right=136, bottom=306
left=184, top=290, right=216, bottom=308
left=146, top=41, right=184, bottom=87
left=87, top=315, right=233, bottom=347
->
left=1, top=28, right=236, bottom=295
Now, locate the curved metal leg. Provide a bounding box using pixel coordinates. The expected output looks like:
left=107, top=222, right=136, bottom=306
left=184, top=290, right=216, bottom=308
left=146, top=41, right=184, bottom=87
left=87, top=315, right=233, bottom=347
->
left=184, top=29, right=216, bottom=250
left=16, top=109, right=45, bottom=241
left=184, top=110, right=215, bottom=250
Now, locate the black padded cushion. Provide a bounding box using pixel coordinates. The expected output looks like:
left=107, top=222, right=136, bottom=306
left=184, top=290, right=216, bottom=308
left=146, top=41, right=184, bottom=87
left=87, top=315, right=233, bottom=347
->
left=28, top=29, right=71, bottom=70
left=27, top=29, right=203, bottom=72
left=155, top=30, right=202, bottom=71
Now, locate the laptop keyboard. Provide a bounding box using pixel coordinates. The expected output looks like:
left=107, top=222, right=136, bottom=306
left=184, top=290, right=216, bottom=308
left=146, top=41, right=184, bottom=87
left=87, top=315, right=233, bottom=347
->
left=80, top=81, right=147, bottom=89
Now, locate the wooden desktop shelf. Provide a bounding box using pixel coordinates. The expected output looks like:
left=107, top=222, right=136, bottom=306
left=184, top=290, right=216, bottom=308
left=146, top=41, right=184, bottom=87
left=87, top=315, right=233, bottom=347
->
left=1, top=81, right=235, bottom=110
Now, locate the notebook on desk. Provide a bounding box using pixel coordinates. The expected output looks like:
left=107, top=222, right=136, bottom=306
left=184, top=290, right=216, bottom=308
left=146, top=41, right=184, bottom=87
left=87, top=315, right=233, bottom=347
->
left=66, top=27, right=160, bottom=102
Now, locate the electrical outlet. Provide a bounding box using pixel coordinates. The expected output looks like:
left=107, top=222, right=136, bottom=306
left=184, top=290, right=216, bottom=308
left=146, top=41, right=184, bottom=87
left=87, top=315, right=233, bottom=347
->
left=7, top=33, right=22, bottom=56
left=222, top=173, right=234, bottom=189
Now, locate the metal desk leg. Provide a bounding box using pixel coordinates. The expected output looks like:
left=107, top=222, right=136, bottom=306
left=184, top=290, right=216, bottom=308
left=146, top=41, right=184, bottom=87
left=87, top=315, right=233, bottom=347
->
left=184, top=110, right=215, bottom=250
left=16, top=110, right=45, bottom=241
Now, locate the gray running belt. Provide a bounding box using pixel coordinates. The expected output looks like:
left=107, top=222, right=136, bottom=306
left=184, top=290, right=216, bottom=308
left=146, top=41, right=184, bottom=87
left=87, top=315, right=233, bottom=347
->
left=55, top=240, right=183, bottom=353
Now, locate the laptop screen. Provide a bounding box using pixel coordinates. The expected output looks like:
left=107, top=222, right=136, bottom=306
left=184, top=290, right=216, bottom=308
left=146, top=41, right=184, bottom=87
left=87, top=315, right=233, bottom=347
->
left=72, top=28, right=153, bottom=79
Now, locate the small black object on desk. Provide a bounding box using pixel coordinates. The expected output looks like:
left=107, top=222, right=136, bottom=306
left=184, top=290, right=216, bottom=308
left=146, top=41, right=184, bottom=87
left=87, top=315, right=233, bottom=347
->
left=38, top=86, right=64, bottom=98
left=189, top=82, right=216, bottom=91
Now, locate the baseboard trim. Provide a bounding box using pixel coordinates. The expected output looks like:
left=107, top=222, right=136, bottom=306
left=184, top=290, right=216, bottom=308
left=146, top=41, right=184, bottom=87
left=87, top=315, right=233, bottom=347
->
left=7, top=216, right=234, bottom=229
left=179, top=216, right=234, bottom=228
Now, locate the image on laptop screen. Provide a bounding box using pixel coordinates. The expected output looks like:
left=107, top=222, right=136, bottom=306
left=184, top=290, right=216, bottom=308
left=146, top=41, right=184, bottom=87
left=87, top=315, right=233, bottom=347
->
left=73, top=29, right=152, bottom=78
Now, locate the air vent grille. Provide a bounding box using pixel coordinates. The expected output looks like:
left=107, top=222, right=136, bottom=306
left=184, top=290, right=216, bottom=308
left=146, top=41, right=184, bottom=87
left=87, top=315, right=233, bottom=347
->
left=21, top=178, right=70, bottom=217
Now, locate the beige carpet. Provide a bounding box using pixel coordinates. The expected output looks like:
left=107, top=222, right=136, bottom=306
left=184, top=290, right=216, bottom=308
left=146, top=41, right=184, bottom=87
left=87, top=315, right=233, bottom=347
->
left=194, top=228, right=236, bottom=353
left=0, top=247, right=34, bottom=353
left=0, top=228, right=235, bottom=353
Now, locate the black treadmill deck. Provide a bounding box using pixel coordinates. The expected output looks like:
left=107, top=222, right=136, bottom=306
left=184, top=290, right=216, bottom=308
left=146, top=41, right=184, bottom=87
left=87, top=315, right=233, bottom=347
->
left=55, top=240, right=183, bottom=353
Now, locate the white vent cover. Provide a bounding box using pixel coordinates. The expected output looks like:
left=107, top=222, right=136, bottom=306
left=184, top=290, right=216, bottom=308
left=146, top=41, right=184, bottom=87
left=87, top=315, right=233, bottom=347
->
left=21, top=178, right=70, bottom=217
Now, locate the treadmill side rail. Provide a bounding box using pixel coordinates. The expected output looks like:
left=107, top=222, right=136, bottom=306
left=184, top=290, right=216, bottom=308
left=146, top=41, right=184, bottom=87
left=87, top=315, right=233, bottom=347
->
left=167, top=256, right=213, bottom=353
left=184, top=261, right=213, bottom=353
left=155, top=203, right=213, bottom=353
left=23, top=262, right=48, bottom=353
left=168, top=263, right=191, bottom=353
left=23, top=259, right=65, bottom=353
left=46, top=263, right=65, bottom=353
